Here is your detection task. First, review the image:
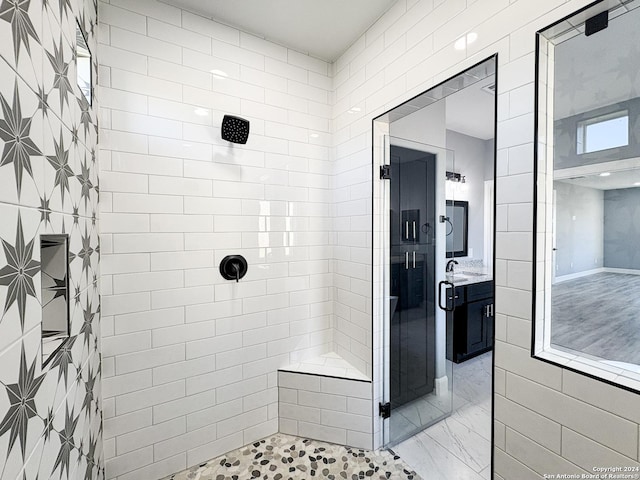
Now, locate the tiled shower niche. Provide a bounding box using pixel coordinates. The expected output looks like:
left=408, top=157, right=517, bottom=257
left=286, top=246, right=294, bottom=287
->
left=41, top=234, right=70, bottom=365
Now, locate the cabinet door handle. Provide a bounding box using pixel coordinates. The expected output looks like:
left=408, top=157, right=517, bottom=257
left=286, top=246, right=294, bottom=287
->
left=405, top=251, right=409, bottom=269
left=412, top=250, right=416, bottom=268
left=412, top=221, right=416, bottom=240
left=484, top=305, right=488, bottom=317
left=405, top=221, right=409, bottom=240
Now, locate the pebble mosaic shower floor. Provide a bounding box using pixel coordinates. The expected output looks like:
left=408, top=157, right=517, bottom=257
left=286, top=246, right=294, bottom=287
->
left=162, top=433, right=421, bottom=480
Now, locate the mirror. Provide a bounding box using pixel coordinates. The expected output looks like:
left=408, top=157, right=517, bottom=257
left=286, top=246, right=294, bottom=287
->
left=534, top=0, right=640, bottom=388
left=446, top=200, right=468, bottom=257
left=41, top=234, right=70, bottom=365
left=76, top=21, right=92, bottom=105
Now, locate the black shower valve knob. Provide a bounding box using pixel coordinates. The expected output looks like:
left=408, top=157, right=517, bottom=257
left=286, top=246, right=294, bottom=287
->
left=219, top=255, right=248, bottom=282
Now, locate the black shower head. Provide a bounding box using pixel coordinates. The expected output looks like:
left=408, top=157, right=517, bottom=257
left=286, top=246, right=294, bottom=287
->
left=221, top=115, right=250, bottom=144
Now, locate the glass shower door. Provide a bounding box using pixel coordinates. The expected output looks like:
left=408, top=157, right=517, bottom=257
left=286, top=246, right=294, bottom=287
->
left=382, top=136, right=457, bottom=446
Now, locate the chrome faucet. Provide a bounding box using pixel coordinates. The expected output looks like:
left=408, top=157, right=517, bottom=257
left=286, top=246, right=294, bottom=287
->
left=446, top=259, right=458, bottom=273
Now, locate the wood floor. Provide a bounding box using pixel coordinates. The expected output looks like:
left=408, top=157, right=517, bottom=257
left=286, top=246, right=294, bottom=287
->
left=552, top=272, right=640, bottom=364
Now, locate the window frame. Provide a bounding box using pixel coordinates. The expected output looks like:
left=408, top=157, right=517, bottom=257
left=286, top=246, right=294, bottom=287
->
left=532, top=0, right=640, bottom=395
left=576, top=109, right=629, bottom=155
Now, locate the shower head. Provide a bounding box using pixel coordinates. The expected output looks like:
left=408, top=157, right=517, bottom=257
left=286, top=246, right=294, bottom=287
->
left=221, top=115, right=250, bottom=144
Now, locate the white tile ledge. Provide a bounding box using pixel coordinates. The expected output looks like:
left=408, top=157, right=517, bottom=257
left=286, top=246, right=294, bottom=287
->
left=536, top=348, right=640, bottom=393
left=279, top=352, right=371, bottom=382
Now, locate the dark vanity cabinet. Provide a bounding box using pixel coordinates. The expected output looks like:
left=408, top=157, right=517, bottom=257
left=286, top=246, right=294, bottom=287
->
left=447, top=280, right=494, bottom=363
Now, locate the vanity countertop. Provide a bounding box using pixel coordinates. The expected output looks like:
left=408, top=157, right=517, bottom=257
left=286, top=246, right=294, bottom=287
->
left=446, top=266, right=493, bottom=286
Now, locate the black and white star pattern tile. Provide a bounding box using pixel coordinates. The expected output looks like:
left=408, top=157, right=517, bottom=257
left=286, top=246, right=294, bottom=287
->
left=0, top=0, right=43, bottom=91
left=0, top=0, right=102, bottom=479
left=0, top=59, right=45, bottom=209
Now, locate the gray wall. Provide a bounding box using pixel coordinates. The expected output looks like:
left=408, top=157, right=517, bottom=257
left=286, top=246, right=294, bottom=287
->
left=604, top=187, right=640, bottom=269
left=484, top=139, right=495, bottom=182
left=554, top=182, right=604, bottom=276
left=445, top=130, right=494, bottom=263
left=554, top=97, right=640, bottom=171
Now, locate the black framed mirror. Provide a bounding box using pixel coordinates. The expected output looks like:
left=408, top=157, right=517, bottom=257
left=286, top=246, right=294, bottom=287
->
left=445, top=200, right=468, bottom=258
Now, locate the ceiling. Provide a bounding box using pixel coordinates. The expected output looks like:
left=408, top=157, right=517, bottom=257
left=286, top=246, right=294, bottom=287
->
left=556, top=158, right=640, bottom=190
left=557, top=169, right=640, bottom=190
left=162, top=0, right=398, bottom=62
left=380, top=59, right=496, bottom=141
left=445, top=77, right=496, bottom=140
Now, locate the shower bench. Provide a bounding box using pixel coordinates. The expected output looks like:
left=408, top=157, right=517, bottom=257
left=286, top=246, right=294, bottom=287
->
left=277, top=352, right=373, bottom=449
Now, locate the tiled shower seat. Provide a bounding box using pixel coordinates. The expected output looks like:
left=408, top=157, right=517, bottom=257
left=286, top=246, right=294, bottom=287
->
left=278, top=352, right=374, bottom=449
left=280, top=351, right=371, bottom=380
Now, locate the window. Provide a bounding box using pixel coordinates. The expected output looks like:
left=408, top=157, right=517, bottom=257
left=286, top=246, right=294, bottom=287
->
left=576, top=110, right=628, bottom=154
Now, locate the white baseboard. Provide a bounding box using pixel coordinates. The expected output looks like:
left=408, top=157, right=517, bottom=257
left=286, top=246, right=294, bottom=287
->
left=435, top=375, right=448, bottom=396
left=554, top=267, right=605, bottom=283
left=555, top=267, right=640, bottom=283
left=603, top=267, right=640, bottom=276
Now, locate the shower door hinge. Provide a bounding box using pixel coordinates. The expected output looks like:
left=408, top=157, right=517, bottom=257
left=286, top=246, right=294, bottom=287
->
left=380, top=165, right=391, bottom=179
left=379, top=402, right=391, bottom=419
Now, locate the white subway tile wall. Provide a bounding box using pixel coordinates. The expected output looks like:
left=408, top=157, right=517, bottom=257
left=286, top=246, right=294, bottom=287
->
left=278, top=372, right=373, bottom=449
left=331, top=0, right=640, bottom=475
left=98, top=1, right=341, bottom=478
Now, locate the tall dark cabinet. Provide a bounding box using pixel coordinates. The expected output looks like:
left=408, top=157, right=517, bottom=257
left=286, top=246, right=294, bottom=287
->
left=389, top=146, right=437, bottom=409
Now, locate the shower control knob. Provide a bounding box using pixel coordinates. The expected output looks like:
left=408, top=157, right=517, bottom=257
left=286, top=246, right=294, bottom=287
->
left=219, top=255, right=248, bottom=282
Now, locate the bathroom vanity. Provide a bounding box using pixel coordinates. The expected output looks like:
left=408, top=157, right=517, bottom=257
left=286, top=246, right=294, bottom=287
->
left=446, top=277, right=494, bottom=363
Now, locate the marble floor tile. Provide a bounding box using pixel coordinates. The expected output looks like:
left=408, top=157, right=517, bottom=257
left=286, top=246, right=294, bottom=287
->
left=424, top=388, right=469, bottom=413
left=391, top=410, right=422, bottom=443
left=393, top=352, right=492, bottom=479
left=452, top=403, right=492, bottom=442
left=396, top=397, right=446, bottom=430
left=394, top=430, right=486, bottom=480
left=423, top=416, right=491, bottom=472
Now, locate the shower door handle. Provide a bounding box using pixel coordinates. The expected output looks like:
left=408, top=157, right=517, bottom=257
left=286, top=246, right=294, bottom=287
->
left=438, top=280, right=456, bottom=312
